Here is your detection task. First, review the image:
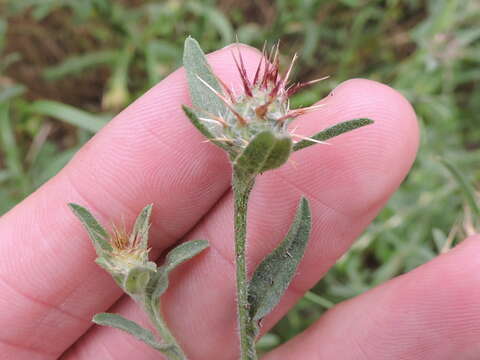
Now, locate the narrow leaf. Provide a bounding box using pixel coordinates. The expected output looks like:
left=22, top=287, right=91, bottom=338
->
left=130, top=204, right=153, bottom=249
left=93, top=313, right=160, bottom=349
left=440, top=158, right=480, bottom=217
left=0, top=84, right=26, bottom=103
left=234, top=131, right=292, bottom=179
left=148, top=239, right=209, bottom=300
left=248, top=197, right=312, bottom=320
left=293, top=118, right=373, bottom=151
left=68, top=203, right=112, bottom=254
left=28, top=100, right=109, bottom=133
left=42, top=50, right=116, bottom=80
left=164, top=239, right=209, bottom=272
left=182, top=105, right=229, bottom=150
left=183, top=36, right=225, bottom=117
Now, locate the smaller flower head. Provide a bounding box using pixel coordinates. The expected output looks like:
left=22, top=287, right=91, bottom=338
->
left=103, top=223, right=151, bottom=275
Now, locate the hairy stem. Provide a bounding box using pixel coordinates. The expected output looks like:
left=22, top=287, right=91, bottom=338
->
left=232, top=172, right=258, bottom=360
left=144, top=300, right=187, bottom=360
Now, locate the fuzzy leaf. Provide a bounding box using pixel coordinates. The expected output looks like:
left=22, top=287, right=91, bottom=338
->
left=130, top=204, right=153, bottom=249
left=124, top=266, right=153, bottom=295
left=183, top=36, right=225, bottom=119
left=182, top=105, right=229, bottom=150
left=93, top=313, right=165, bottom=350
left=68, top=203, right=112, bottom=254
left=293, top=118, right=373, bottom=151
left=148, top=240, right=209, bottom=300
left=234, top=131, right=292, bottom=179
left=164, top=239, right=210, bottom=272
left=148, top=271, right=170, bottom=301
left=248, top=197, right=312, bottom=321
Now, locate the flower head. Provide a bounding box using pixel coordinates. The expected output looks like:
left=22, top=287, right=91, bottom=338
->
left=183, top=37, right=373, bottom=179
left=104, top=223, right=152, bottom=275
left=193, top=43, right=327, bottom=156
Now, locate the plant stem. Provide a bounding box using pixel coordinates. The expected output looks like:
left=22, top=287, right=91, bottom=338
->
left=144, top=300, right=187, bottom=360
left=232, top=172, right=258, bottom=360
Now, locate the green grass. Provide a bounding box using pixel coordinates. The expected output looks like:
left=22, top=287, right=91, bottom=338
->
left=1, top=0, right=479, bottom=351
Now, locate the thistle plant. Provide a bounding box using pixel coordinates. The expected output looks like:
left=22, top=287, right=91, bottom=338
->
left=182, top=37, right=373, bottom=360
left=69, top=203, right=208, bottom=360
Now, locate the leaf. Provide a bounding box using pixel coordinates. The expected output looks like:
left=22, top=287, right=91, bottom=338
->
left=149, top=239, right=209, bottom=300
left=68, top=203, right=112, bottom=254
left=0, top=103, right=25, bottom=182
left=93, top=313, right=161, bottom=349
left=0, top=84, right=26, bottom=103
left=182, top=105, right=229, bottom=150
left=42, top=50, right=116, bottom=80
left=293, top=118, right=373, bottom=151
left=124, top=266, right=153, bottom=294
left=234, top=131, right=292, bottom=180
left=28, top=100, right=109, bottom=133
left=248, top=197, right=312, bottom=321
left=185, top=3, right=233, bottom=46
left=164, top=239, right=210, bottom=272
left=440, top=158, right=480, bottom=217
left=183, top=36, right=226, bottom=119
left=130, top=204, right=153, bottom=249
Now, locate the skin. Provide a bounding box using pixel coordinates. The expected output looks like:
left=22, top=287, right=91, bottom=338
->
left=0, top=44, right=477, bottom=360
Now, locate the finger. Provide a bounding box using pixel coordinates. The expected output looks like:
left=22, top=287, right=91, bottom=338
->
left=65, top=78, right=419, bottom=359
left=0, top=45, right=263, bottom=359
left=263, top=235, right=480, bottom=360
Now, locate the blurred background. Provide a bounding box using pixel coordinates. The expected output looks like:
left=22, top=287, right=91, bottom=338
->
left=0, top=0, right=479, bottom=352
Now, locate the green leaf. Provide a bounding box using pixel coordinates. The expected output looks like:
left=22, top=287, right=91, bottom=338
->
left=182, top=105, right=229, bottom=150
left=234, top=131, right=292, bottom=179
left=164, top=239, right=210, bottom=272
left=148, top=271, right=169, bottom=300
left=42, top=50, right=116, bottom=80
left=293, top=118, right=373, bottom=151
left=440, top=158, right=480, bottom=217
left=68, top=203, right=112, bottom=254
left=185, top=3, right=233, bottom=46
left=183, top=36, right=226, bottom=119
left=130, top=204, right=153, bottom=249
left=0, top=103, right=26, bottom=185
left=149, top=239, right=209, bottom=300
left=93, top=313, right=161, bottom=349
left=124, top=266, right=153, bottom=295
left=248, top=197, right=312, bottom=321
left=28, top=100, right=109, bottom=133
left=0, top=84, right=26, bottom=103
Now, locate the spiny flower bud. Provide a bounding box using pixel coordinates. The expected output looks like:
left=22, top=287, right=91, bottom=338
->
left=192, top=43, right=325, bottom=155
left=183, top=37, right=373, bottom=180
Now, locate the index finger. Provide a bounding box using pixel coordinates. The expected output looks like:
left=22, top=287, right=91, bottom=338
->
left=0, top=45, right=262, bottom=358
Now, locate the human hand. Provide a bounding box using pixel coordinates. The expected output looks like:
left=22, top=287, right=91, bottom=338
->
left=1, top=44, right=477, bottom=360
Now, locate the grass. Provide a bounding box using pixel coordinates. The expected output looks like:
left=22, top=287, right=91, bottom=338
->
left=1, top=0, right=479, bottom=351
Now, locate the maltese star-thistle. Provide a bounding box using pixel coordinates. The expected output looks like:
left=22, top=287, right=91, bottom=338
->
left=183, top=37, right=373, bottom=360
